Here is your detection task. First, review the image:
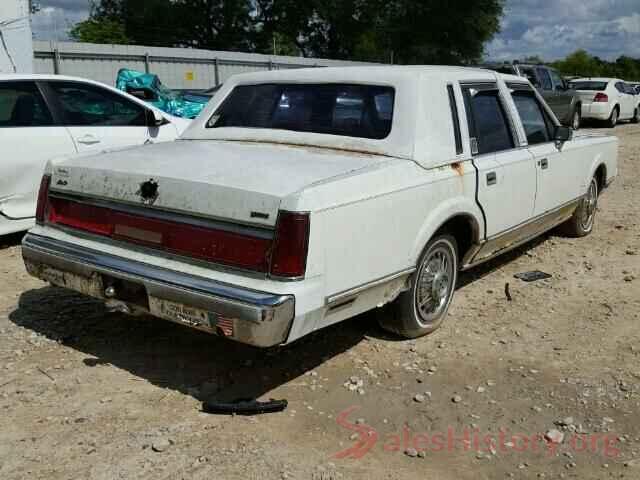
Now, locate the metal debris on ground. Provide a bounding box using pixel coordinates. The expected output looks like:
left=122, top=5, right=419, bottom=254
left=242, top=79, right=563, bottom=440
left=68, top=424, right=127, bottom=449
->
left=202, top=398, right=288, bottom=415
left=514, top=271, right=552, bottom=282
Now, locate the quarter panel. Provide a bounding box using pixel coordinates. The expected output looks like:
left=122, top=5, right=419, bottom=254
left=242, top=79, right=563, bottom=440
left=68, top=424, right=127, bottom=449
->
left=295, top=160, right=481, bottom=299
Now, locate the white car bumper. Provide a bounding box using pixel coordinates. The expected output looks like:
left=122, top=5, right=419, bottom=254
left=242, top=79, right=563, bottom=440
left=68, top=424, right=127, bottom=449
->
left=582, top=103, right=612, bottom=120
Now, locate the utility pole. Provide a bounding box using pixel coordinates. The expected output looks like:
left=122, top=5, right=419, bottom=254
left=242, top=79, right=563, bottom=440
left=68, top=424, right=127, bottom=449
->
left=0, top=0, right=34, bottom=73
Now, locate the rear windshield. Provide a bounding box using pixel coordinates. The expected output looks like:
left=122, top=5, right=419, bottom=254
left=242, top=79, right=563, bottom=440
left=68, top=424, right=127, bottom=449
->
left=569, top=81, right=608, bottom=91
left=207, top=83, right=395, bottom=140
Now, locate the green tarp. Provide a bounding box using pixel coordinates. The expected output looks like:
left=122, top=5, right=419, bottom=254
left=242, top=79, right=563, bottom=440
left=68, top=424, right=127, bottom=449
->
left=116, top=68, right=209, bottom=119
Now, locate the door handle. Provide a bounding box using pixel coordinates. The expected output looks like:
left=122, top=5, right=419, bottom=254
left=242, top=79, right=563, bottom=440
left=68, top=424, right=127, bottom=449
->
left=77, top=134, right=101, bottom=145
left=486, top=172, right=497, bottom=186
left=538, top=158, right=549, bottom=169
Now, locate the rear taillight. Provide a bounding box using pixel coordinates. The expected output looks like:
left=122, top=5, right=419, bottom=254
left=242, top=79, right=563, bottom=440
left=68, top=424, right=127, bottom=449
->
left=45, top=196, right=311, bottom=279
left=35, top=174, right=51, bottom=224
left=47, top=197, right=272, bottom=272
left=594, top=92, right=608, bottom=102
left=269, top=211, right=310, bottom=278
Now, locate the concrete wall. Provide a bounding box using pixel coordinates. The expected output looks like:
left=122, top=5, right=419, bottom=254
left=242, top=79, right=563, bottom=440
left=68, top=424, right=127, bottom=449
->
left=33, top=41, right=373, bottom=89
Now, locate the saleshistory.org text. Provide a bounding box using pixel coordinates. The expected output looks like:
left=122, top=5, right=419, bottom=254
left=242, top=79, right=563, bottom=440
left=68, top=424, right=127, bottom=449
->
left=334, top=406, right=620, bottom=460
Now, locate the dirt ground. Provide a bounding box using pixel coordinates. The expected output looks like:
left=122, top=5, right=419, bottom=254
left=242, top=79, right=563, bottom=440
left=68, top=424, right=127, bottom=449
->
left=1, top=125, right=639, bottom=480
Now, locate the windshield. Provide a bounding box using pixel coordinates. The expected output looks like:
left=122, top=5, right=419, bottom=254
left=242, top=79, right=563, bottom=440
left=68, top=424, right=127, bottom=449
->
left=207, top=83, right=395, bottom=140
left=569, top=81, right=608, bottom=91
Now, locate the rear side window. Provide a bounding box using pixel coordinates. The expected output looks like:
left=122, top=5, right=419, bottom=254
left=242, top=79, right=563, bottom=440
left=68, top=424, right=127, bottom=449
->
left=511, top=91, right=553, bottom=145
left=465, top=89, right=514, bottom=155
left=0, top=81, right=53, bottom=127
left=47, top=81, right=147, bottom=127
left=208, top=83, right=395, bottom=140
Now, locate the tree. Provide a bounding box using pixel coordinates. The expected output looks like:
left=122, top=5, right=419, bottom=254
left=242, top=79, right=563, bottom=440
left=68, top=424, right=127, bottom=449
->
left=253, top=0, right=504, bottom=63
left=73, top=0, right=506, bottom=64
left=70, top=18, right=129, bottom=44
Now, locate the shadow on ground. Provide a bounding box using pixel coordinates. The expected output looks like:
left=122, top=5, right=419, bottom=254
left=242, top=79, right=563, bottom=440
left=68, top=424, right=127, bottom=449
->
left=0, top=232, right=25, bottom=250
left=9, top=286, right=370, bottom=405
left=8, top=228, right=560, bottom=405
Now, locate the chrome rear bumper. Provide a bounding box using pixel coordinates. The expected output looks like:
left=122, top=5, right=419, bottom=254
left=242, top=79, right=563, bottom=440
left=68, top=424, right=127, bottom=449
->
left=21, top=233, right=295, bottom=347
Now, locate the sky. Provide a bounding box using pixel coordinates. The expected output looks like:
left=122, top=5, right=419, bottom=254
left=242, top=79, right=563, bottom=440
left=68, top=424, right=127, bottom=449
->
left=29, top=0, right=640, bottom=61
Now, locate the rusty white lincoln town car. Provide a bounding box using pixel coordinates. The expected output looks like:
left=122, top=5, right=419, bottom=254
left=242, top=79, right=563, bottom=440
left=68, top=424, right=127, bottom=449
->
left=21, top=66, right=618, bottom=347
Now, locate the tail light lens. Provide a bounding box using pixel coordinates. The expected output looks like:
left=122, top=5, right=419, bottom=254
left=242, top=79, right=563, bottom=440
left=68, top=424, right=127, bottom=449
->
left=35, top=174, right=51, bottom=224
left=269, top=211, right=310, bottom=278
left=594, top=92, right=608, bottom=102
left=47, top=197, right=272, bottom=272
left=45, top=195, right=310, bottom=279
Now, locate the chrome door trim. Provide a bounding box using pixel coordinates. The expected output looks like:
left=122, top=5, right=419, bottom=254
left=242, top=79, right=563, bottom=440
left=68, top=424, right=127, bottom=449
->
left=326, top=268, right=416, bottom=306
left=463, top=197, right=581, bottom=269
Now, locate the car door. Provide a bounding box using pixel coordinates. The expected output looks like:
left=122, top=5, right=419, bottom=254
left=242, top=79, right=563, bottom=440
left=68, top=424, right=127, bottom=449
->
left=509, top=86, right=582, bottom=217
left=534, top=67, right=566, bottom=121
left=613, top=81, right=633, bottom=119
left=624, top=83, right=639, bottom=116
left=547, top=68, right=572, bottom=123
left=0, top=80, right=77, bottom=221
left=44, top=80, right=150, bottom=153
left=461, top=83, right=536, bottom=239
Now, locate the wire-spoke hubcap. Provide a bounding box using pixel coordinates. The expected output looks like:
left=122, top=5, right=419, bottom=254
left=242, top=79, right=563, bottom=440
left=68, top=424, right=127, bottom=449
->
left=415, top=245, right=455, bottom=324
left=580, top=180, right=598, bottom=231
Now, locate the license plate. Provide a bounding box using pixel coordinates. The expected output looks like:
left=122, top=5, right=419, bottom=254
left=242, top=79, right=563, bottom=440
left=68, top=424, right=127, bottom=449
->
left=149, top=297, right=209, bottom=328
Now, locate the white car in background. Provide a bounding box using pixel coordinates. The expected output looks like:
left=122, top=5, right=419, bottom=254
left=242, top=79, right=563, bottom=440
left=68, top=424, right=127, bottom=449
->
left=0, top=74, right=191, bottom=236
left=569, top=77, right=640, bottom=127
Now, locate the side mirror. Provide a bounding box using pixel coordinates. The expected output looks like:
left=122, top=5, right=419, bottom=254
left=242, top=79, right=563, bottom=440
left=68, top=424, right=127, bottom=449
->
left=146, top=109, right=166, bottom=128
left=554, top=125, right=573, bottom=142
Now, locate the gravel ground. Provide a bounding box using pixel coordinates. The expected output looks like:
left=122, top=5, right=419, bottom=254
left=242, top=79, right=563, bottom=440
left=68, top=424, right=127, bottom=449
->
left=1, top=125, right=639, bottom=480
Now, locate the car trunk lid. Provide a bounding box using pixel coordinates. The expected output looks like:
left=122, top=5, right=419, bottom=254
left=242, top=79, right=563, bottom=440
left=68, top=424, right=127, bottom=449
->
left=50, top=139, right=391, bottom=227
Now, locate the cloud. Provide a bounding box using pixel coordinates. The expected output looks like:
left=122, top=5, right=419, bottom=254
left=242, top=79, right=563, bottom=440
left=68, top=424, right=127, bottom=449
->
left=31, top=0, right=91, bottom=41
left=487, top=0, right=640, bottom=61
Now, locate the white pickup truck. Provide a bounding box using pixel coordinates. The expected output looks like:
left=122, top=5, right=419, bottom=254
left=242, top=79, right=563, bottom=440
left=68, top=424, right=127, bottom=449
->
left=22, top=67, right=618, bottom=347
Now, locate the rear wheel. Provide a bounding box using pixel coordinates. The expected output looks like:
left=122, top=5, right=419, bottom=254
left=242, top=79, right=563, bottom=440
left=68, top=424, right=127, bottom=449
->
left=377, top=234, right=458, bottom=338
left=571, top=108, right=581, bottom=130
left=561, top=177, right=598, bottom=237
left=605, top=107, right=618, bottom=128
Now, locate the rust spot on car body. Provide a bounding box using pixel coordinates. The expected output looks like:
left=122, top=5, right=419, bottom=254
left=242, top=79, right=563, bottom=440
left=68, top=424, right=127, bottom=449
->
left=451, top=162, right=464, bottom=176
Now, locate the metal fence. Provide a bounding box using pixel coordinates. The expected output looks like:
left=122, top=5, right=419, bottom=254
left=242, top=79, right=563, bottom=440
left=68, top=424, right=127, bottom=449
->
left=33, top=41, right=372, bottom=89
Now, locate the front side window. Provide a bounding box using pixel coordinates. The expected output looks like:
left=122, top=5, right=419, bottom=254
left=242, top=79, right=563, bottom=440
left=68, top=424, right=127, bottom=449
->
left=0, top=81, right=52, bottom=127
left=208, top=83, right=395, bottom=140
left=466, top=89, right=514, bottom=155
left=536, top=68, right=553, bottom=90
left=548, top=69, right=565, bottom=90
left=48, top=81, right=146, bottom=127
left=511, top=91, right=553, bottom=145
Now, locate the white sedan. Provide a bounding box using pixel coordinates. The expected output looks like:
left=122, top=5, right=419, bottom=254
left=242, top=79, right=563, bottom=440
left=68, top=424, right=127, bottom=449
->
left=22, top=66, right=618, bottom=347
left=569, top=77, right=640, bottom=127
left=0, top=74, right=191, bottom=236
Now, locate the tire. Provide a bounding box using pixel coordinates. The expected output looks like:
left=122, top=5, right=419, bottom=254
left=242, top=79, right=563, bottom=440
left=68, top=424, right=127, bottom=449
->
left=377, top=234, right=458, bottom=338
left=605, top=107, right=618, bottom=128
left=571, top=108, right=581, bottom=130
left=561, top=177, right=598, bottom=237
left=632, top=108, right=639, bottom=124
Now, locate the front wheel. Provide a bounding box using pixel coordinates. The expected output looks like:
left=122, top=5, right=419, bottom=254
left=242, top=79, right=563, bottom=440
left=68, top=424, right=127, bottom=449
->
left=632, top=108, right=639, bottom=124
left=560, top=177, right=598, bottom=237
left=377, top=234, right=458, bottom=338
